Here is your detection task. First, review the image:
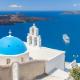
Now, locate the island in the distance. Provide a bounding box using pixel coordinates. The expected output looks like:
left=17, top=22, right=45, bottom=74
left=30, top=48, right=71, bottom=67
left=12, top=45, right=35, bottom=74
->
left=0, top=14, right=48, bottom=25
left=62, top=11, right=80, bottom=15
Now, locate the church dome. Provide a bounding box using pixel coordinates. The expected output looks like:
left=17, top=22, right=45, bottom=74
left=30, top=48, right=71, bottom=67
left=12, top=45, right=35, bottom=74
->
left=0, top=36, right=27, bottom=55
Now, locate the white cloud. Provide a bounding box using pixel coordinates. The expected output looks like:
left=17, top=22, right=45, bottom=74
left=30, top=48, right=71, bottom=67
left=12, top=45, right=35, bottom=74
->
left=9, top=4, right=23, bottom=8
left=73, top=4, right=77, bottom=7
left=73, top=3, right=80, bottom=7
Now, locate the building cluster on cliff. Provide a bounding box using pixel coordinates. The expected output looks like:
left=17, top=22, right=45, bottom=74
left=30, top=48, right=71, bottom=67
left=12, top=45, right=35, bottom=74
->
left=0, top=23, right=76, bottom=80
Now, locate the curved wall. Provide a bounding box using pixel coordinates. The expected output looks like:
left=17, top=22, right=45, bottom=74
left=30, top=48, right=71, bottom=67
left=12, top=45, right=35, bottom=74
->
left=0, top=52, right=29, bottom=66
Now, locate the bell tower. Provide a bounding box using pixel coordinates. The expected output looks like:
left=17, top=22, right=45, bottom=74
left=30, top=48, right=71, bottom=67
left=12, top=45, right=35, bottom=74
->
left=27, top=23, right=41, bottom=47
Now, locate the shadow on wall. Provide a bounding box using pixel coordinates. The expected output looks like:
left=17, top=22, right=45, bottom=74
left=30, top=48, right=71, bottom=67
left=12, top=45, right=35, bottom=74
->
left=0, top=60, right=45, bottom=80
left=19, top=60, right=45, bottom=80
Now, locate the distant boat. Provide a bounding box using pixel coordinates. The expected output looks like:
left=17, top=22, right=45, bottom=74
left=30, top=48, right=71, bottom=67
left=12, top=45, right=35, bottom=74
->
left=62, top=34, right=70, bottom=44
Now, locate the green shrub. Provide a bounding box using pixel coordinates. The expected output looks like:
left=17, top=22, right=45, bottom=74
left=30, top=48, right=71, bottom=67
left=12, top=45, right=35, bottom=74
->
left=70, top=67, right=80, bottom=80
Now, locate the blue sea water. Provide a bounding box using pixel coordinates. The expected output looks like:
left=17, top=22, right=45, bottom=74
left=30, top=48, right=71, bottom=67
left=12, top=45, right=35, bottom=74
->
left=0, top=11, right=80, bottom=62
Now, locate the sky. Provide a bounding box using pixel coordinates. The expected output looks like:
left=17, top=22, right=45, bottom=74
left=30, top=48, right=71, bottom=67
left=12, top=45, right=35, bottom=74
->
left=0, top=0, right=80, bottom=11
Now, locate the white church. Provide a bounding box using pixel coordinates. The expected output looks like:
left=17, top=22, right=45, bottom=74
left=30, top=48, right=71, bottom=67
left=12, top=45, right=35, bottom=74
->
left=0, top=24, right=70, bottom=80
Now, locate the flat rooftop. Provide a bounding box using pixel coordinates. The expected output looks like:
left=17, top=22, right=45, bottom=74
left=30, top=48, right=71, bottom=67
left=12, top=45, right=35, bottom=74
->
left=29, top=47, right=65, bottom=61
left=36, top=69, right=69, bottom=80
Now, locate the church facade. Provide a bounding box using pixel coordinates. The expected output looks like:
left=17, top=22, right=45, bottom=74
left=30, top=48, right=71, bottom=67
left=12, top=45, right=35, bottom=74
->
left=0, top=24, right=65, bottom=80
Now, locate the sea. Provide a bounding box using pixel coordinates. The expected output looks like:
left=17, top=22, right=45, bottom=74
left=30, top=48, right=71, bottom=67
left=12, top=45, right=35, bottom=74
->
left=0, top=11, right=80, bottom=62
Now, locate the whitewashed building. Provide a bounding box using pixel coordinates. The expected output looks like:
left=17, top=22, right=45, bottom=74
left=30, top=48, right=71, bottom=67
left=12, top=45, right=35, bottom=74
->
left=0, top=23, right=66, bottom=80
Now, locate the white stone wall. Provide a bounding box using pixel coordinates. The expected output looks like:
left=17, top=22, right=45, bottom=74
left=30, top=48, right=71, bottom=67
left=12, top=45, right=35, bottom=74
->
left=45, top=53, right=65, bottom=74
left=0, top=52, right=29, bottom=66
left=12, top=63, right=19, bottom=80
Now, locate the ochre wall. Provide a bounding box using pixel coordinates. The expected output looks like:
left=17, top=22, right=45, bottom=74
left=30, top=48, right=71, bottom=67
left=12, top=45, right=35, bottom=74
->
left=19, top=60, right=45, bottom=80
left=0, top=66, right=12, bottom=80
left=0, top=60, right=45, bottom=80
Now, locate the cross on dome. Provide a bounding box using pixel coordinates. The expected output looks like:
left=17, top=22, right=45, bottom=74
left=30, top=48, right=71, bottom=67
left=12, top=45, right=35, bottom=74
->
left=8, top=29, right=12, bottom=37
left=32, top=23, right=37, bottom=28
left=33, top=23, right=36, bottom=26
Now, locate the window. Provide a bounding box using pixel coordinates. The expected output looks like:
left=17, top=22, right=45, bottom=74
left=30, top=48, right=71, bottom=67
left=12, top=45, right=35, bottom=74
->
left=32, top=28, right=34, bottom=35
left=29, top=57, right=33, bottom=60
left=21, top=57, right=24, bottom=62
left=6, top=58, right=10, bottom=64
left=29, top=36, right=32, bottom=45
left=34, top=37, right=37, bottom=46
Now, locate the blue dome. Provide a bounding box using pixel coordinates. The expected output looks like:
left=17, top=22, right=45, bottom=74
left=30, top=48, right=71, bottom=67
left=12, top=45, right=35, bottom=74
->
left=0, top=36, right=27, bottom=55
